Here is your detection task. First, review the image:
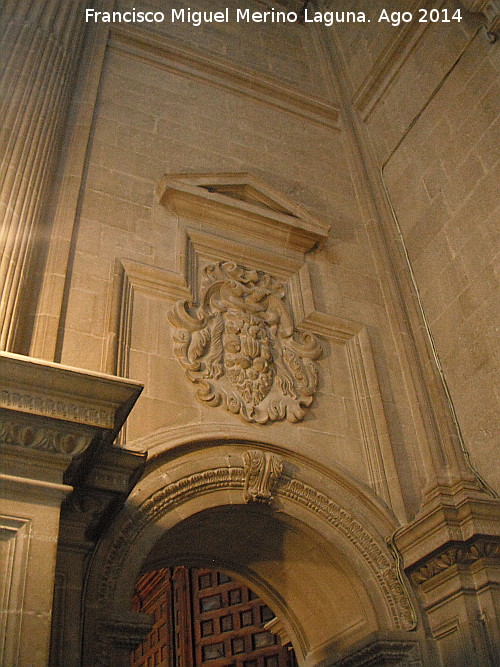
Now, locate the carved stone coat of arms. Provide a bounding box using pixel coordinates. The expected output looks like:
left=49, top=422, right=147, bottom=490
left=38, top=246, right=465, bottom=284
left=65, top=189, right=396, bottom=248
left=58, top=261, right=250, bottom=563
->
left=168, top=262, right=321, bottom=423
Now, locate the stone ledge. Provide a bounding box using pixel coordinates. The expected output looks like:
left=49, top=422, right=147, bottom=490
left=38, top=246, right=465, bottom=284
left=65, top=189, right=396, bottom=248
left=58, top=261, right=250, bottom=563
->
left=395, top=490, right=500, bottom=567
left=407, top=535, right=500, bottom=584
left=394, top=491, right=500, bottom=589
left=61, top=446, right=146, bottom=545
left=0, top=473, right=72, bottom=503
left=157, top=172, right=331, bottom=254
left=307, top=630, right=422, bottom=666
left=462, top=1, right=500, bottom=36
left=0, top=352, right=143, bottom=482
left=0, top=351, right=142, bottom=430
left=109, top=25, right=340, bottom=130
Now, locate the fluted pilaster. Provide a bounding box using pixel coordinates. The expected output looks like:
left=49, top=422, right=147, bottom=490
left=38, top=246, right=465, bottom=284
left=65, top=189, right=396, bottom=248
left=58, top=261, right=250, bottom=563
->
left=0, top=0, right=88, bottom=350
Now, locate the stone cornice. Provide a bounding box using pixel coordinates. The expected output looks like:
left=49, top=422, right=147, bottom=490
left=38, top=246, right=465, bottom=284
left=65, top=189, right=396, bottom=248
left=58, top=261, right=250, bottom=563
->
left=462, top=1, right=500, bottom=37
left=157, top=172, right=331, bottom=254
left=332, top=0, right=494, bottom=120
left=108, top=25, right=340, bottom=130
left=263, top=616, right=290, bottom=644
left=0, top=387, right=113, bottom=429
left=331, top=631, right=420, bottom=666
left=95, top=614, right=154, bottom=665
left=395, top=494, right=500, bottom=570
left=0, top=473, right=72, bottom=503
left=58, top=446, right=146, bottom=554
left=0, top=352, right=142, bottom=430
left=348, top=0, right=447, bottom=120
left=84, top=446, right=146, bottom=494
left=0, top=412, right=94, bottom=457
left=0, top=352, right=143, bottom=477
left=394, top=487, right=500, bottom=593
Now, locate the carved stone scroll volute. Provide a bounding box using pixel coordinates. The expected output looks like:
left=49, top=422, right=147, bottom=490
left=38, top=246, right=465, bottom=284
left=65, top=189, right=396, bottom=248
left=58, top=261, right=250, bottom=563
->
left=243, top=450, right=283, bottom=503
left=168, top=261, right=321, bottom=423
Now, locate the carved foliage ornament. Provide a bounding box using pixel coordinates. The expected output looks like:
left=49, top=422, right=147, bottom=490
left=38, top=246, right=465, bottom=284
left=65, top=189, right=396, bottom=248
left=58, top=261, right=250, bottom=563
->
left=410, top=539, right=500, bottom=584
left=243, top=449, right=283, bottom=503
left=0, top=415, right=92, bottom=456
left=168, top=262, right=321, bottom=423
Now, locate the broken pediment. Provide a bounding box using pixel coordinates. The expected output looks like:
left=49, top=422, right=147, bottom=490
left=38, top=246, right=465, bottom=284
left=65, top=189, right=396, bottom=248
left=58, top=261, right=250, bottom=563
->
left=157, top=172, right=330, bottom=253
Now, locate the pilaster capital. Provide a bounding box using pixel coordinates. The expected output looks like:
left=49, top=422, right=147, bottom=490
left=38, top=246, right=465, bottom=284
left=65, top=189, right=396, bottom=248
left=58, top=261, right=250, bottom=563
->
left=60, top=446, right=146, bottom=549
left=306, top=630, right=422, bottom=666
left=394, top=488, right=500, bottom=584
left=94, top=613, right=154, bottom=666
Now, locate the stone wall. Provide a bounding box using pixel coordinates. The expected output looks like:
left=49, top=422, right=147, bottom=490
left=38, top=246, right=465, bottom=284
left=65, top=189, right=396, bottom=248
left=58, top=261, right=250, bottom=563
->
left=2, top=1, right=499, bottom=663
left=55, top=1, right=428, bottom=517
left=116, top=0, right=330, bottom=96
left=333, top=0, right=499, bottom=491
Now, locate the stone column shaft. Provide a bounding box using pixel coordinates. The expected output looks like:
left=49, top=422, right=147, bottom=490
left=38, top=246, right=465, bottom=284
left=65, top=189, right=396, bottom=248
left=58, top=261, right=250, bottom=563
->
left=0, top=0, right=87, bottom=350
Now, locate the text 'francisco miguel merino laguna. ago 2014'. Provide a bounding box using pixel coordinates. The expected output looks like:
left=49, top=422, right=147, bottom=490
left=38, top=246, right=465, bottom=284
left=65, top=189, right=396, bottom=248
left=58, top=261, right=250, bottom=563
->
left=85, top=7, right=464, bottom=27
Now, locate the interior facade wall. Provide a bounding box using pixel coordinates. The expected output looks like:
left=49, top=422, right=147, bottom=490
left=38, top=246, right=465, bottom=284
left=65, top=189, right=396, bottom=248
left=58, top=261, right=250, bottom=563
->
left=1, top=1, right=499, bottom=664
left=58, top=4, right=429, bottom=513
left=115, top=0, right=330, bottom=96
left=332, top=0, right=500, bottom=491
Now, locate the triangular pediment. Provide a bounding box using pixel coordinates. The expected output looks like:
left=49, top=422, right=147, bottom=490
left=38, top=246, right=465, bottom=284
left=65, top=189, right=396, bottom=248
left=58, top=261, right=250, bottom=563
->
left=197, top=183, right=295, bottom=216
left=157, top=173, right=330, bottom=253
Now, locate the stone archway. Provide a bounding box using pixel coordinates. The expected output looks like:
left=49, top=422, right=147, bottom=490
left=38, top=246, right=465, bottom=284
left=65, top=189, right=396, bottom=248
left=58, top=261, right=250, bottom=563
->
left=82, top=443, right=424, bottom=665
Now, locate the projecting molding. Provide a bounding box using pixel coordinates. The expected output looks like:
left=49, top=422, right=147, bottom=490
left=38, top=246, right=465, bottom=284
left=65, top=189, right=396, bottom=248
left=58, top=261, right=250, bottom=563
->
left=352, top=1, right=499, bottom=118
left=462, top=1, right=500, bottom=34
left=0, top=352, right=143, bottom=461
left=0, top=352, right=142, bottom=429
left=157, top=172, right=330, bottom=253
left=109, top=25, right=340, bottom=129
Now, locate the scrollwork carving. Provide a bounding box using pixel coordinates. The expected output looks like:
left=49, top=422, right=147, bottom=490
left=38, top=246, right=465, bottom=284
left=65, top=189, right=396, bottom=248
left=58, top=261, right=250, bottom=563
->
left=168, top=261, right=321, bottom=423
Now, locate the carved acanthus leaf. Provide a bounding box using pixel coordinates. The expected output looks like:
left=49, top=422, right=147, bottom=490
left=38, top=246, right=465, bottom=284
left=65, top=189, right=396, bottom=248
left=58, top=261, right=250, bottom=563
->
left=168, top=261, right=321, bottom=423
left=410, top=539, right=500, bottom=584
left=243, top=450, right=283, bottom=503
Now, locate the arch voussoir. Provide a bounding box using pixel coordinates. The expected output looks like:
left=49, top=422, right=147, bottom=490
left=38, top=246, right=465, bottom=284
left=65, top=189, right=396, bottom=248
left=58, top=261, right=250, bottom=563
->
left=88, top=453, right=416, bottom=665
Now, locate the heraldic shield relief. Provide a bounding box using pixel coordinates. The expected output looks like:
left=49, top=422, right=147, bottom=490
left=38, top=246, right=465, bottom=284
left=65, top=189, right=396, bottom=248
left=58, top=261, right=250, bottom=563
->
left=168, top=262, right=321, bottom=423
